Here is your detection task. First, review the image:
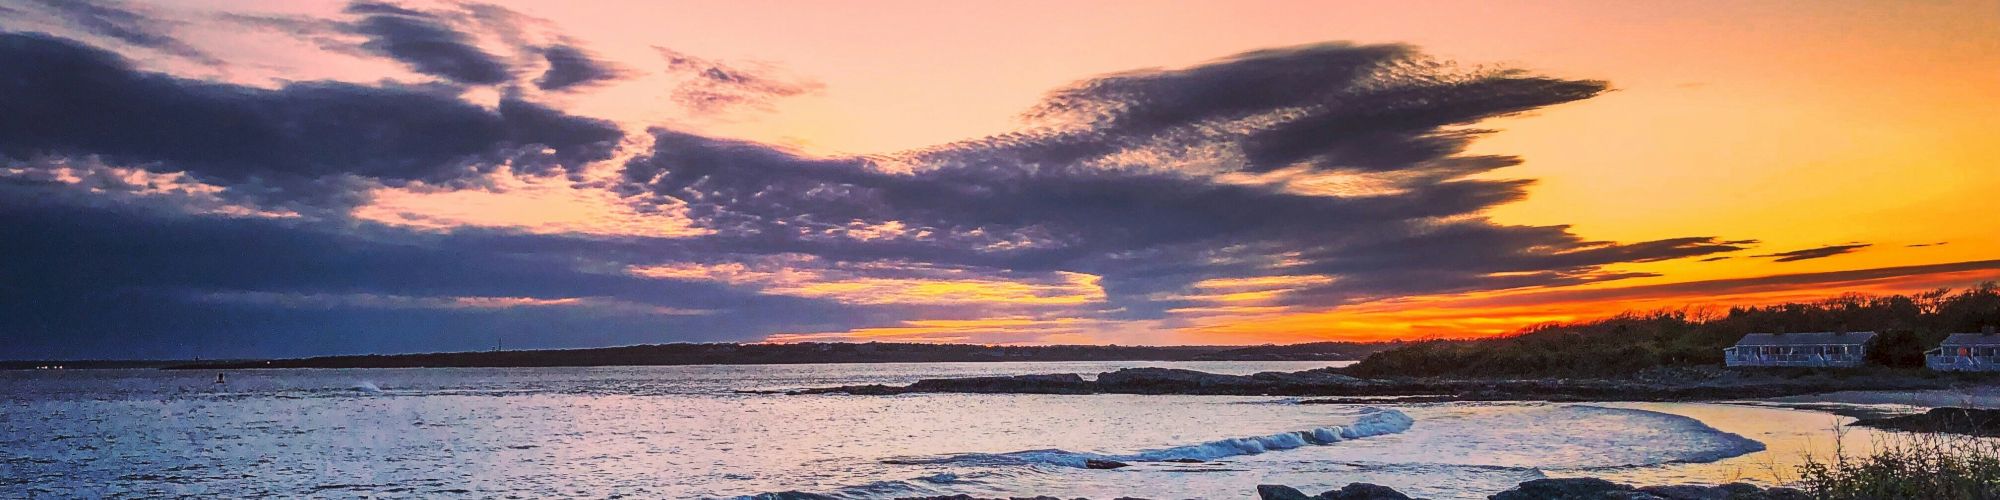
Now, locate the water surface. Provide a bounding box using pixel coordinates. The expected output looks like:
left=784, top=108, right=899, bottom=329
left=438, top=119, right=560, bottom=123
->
left=0, top=361, right=1881, bottom=499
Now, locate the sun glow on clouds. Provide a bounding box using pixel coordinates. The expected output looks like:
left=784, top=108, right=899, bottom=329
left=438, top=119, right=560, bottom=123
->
left=629, top=256, right=1107, bottom=307
left=1178, top=262, right=2000, bottom=344
left=353, top=171, right=709, bottom=238
left=770, top=261, right=2000, bottom=345
left=194, top=290, right=711, bottom=316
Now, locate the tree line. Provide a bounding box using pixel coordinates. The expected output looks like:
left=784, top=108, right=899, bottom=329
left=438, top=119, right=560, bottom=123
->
left=1344, top=282, right=2000, bottom=378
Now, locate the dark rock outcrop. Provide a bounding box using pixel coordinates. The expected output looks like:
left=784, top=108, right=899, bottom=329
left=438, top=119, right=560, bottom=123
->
left=796, top=373, right=1093, bottom=395
left=894, top=496, right=1089, bottom=500
left=1256, top=485, right=1317, bottom=500
left=895, top=496, right=1160, bottom=500
left=1490, top=478, right=1808, bottom=500
left=1257, top=483, right=1414, bottom=500
left=1851, top=407, right=2000, bottom=436
left=909, top=373, right=1095, bottom=394
left=1095, top=368, right=1268, bottom=392
left=1083, top=459, right=1130, bottom=469
left=749, top=492, right=839, bottom=500
left=1321, top=482, right=1414, bottom=500
left=1489, top=478, right=1636, bottom=499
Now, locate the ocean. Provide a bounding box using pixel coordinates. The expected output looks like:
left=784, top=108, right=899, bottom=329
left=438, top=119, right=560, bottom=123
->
left=0, top=362, right=1891, bottom=499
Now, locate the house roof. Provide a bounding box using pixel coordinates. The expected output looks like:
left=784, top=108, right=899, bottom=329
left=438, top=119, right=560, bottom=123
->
left=1941, top=333, right=2000, bottom=347
left=1732, top=332, right=1877, bottom=347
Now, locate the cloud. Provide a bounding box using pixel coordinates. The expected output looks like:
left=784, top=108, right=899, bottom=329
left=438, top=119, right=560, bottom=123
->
left=0, top=194, right=864, bottom=359
left=1756, top=243, right=1872, bottom=262
left=0, top=32, right=621, bottom=203
left=1908, top=241, right=1949, bottom=248
left=536, top=44, right=622, bottom=90
left=656, top=47, right=824, bottom=113
left=13, top=0, right=216, bottom=63
left=190, top=290, right=711, bottom=316
left=343, top=1, right=512, bottom=85
left=0, top=24, right=1831, bottom=355
left=620, top=43, right=1751, bottom=332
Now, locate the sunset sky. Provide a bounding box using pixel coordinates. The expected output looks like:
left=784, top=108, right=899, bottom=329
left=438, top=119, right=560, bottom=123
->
left=3, top=0, right=1997, bottom=358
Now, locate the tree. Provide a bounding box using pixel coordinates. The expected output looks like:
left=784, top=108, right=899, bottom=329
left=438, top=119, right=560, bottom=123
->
left=1867, top=330, right=1928, bottom=368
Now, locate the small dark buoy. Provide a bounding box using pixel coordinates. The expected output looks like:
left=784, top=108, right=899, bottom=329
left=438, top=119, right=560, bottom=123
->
left=215, top=373, right=226, bottom=384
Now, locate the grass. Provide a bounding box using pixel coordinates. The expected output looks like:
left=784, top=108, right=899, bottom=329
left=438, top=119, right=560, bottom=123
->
left=1793, top=427, right=2000, bottom=499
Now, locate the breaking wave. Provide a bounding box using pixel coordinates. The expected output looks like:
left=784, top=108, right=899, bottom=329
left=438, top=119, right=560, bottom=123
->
left=888, top=408, right=1414, bottom=468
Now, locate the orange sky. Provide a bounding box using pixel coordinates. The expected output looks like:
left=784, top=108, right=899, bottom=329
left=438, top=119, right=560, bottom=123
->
left=12, top=0, right=1998, bottom=349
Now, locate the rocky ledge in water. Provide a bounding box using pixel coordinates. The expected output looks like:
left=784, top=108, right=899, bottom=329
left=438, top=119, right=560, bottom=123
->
left=790, top=366, right=1948, bottom=402
left=1259, top=478, right=1810, bottom=500
left=1850, top=407, right=2000, bottom=436
left=756, top=478, right=1810, bottom=500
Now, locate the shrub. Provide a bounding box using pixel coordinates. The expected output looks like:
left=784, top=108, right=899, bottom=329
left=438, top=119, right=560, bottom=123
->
left=1795, top=430, right=2000, bottom=499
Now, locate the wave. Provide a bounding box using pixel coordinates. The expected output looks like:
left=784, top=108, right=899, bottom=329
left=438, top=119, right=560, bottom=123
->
left=1560, top=405, right=1766, bottom=468
left=888, top=408, right=1414, bottom=469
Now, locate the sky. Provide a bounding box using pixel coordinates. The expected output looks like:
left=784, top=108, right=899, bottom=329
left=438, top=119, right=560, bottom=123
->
left=2, top=0, right=1997, bottom=359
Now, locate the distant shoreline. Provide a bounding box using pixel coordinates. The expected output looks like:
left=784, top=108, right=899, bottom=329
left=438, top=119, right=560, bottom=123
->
left=67, top=341, right=1396, bottom=371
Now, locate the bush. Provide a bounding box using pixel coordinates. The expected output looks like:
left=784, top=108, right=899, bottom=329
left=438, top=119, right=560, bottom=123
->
left=1795, top=430, right=2000, bottom=499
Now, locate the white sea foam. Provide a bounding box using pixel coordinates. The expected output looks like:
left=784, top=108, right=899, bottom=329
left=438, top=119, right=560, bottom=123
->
left=896, top=408, right=1415, bottom=468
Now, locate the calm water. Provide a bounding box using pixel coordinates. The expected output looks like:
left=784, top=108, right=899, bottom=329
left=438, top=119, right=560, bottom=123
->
left=0, top=362, right=1892, bottom=499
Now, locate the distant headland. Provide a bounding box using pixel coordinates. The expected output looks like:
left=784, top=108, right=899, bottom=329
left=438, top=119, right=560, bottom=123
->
left=147, top=341, right=1398, bottom=370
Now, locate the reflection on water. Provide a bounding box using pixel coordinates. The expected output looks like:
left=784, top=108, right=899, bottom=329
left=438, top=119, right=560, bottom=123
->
left=0, top=362, right=1918, bottom=499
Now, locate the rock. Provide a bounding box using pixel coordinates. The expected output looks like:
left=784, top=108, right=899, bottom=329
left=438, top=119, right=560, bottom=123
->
left=1251, top=369, right=1366, bottom=386
left=1761, top=487, right=1810, bottom=500
left=1257, top=484, right=1317, bottom=500
left=1084, top=459, right=1130, bottom=469
left=1095, top=368, right=1266, bottom=393
left=1489, top=478, right=1645, bottom=499
left=1637, top=484, right=1727, bottom=499
left=893, top=496, right=1086, bottom=500
left=907, top=373, right=1094, bottom=394
left=1319, top=482, right=1413, bottom=500
left=749, top=492, right=839, bottom=500
left=1851, top=407, right=2000, bottom=436
left=1495, top=479, right=1809, bottom=500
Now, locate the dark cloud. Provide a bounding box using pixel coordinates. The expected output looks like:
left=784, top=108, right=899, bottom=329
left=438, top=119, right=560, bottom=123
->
left=1909, top=241, right=1950, bottom=248
left=344, top=1, right=512, bottom=85
left=620, top=43, right=1748, bottom=316
left=0, top=32, right=621, bottom=202
left=14, top=0, right=215, bottom=63
left=657, top=47, right=823, bottom=113
left=1756, top=243, right=1872, bottom=262
left=1699, top=256, right=1733, bottom=262
left=0, top=30, right=1797, bottom=358
left=0, top=194, right=867, bottom=359
left=537, top=44, right=622, bottom=90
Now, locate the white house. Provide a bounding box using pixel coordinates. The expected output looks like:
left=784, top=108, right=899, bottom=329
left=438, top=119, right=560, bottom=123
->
left=1927, top=327, right=2000, bottom=372
left=1723, top=331, right=1876, bottom=368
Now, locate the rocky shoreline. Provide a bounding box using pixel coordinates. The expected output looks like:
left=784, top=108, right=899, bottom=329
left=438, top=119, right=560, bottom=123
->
left=1851, top=407, right=2000, bottom=436
left=790, top=366, right=1959, bottom=403
left=753, top=478, right=1811, bottom=500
